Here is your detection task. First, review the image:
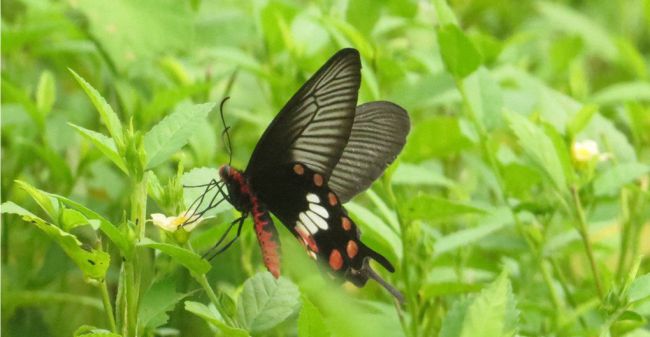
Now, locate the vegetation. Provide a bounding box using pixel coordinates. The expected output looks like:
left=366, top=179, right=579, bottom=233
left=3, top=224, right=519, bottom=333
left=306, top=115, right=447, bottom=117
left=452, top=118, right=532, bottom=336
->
left=2, top=0, right=650, bottom=336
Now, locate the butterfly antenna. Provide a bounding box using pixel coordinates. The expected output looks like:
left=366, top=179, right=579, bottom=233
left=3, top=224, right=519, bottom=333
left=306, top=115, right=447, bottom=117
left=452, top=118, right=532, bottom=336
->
left=219, top=96, right=233, bottom=166
left=182, top=179, right=229, bottom=226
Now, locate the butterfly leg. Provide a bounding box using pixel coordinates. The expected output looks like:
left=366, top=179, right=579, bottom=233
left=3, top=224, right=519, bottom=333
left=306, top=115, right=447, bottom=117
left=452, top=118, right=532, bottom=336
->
left=202, top=214, right=247, bottom=260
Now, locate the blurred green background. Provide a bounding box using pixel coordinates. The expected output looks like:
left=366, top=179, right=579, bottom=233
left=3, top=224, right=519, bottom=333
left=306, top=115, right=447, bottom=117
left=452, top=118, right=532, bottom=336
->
left=2, top=0, right=650, bottom=336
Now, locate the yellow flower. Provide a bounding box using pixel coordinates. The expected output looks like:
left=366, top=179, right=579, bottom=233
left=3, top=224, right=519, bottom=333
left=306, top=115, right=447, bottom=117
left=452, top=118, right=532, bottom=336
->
left=151, top=212, right=202, bottom=232
left=571, top=140, right=601, bottom=163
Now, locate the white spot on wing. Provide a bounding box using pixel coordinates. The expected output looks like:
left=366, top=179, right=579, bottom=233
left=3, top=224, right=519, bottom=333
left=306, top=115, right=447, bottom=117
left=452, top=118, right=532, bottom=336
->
left=306, top=210, right=328, bottom=230
left=295, top=222, right=309, bottom=236
left=306, top=193, right=320, bottom=203
left=298, top=213, right=318, bottom=234
left=309, top=203, right=329, bottom=219
left=308, top=251, right=317, bottom=260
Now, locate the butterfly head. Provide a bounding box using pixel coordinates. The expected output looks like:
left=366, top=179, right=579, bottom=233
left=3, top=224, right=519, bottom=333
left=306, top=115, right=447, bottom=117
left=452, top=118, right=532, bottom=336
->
left=219, top=165, right=250, bottom=212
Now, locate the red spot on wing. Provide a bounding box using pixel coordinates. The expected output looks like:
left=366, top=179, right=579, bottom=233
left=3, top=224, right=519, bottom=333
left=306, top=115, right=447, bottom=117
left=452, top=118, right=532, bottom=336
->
left=293, top=164, right=305, bottom=175
left=341, top=216, right=352, bottom=231
left=346, top=240, right=358, bottom=258
left=313, top=173, right=323, bottom=187
left=329, top=249, right=343, bottom=271
left=328, top=192, right=338, bottom=206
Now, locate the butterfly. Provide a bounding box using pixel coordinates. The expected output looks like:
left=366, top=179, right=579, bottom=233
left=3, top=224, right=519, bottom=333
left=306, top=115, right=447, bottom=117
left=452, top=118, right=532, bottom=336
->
left=196, top=48, right=409, bottom=302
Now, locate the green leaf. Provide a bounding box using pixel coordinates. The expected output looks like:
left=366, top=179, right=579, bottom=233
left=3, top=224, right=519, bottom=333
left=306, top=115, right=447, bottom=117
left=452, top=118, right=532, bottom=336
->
left=185, top=301, right=250, bottom=337
left=594, top=163, right=650, bottom=196
left=139, top=278, right=192, bottom=330
left=402, top=116, right=472, bottom=161
left=14, top=180, right=58, bottom=221
left=432, top=0, right=459, bottom=26
left=463, top=68, right=503, bottom=130
left=505, top=112, right=566, bottom=191
left=435, top=208, right=513, bottom=257
left=61, top=208, right=96, bottom=232
left=74, top=0, right=193, bottom=71
left=144, top=102, right=215, bottom=169
left=437, top=24, right=482, bottom=79
left=322, top=17, right=374, bottom=61
left=36, top=70, right=56, bottom=116
left=69, top=123, right=128, bottom=174
left=138, top=238, right=210, bottom=275
left=440, top=272, right=518, bottom=337
left=591, top=82, right=650, bottom=106
left=544, top=123, right=575, bottom=187
left=405, top=195, right=487, bottom=221
left=347, top=202, right=401, bottom=262
left=346, top=0, right=381, bottom=36
left=74, top=325, right=122, bottom=337
left=47, top=193, right=131, bottom=257
left=628, top=274, right=650, bottom=303
left=70, top=69, right=124, bottom=149
left=567, top=104, right=598, bottom=138
left=236, top=272, right=301, bottom=334
left=1, top=201, right=110, bottom=280
left=583, top=114, right=637, bottom=162
left=298, top=296, right=331, bottom=337
left=616, top=38, right=648, bottom=80
left=439, top=297, right=472, bottom=337
left=423, top=282, right=483, bottom=298
left=392, top=163, right=456, bottom=188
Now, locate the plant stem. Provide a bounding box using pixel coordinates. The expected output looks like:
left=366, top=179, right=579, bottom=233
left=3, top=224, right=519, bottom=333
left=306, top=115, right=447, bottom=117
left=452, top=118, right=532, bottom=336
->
left=616, top=189, right=631, bottom=280
left=385, top=182, right=418, bottom=337
left=100, top=279, right=117, bottom=333
left=550, top=258, right=588, bottom=330
left=186, top=243, right=237, bottom=327
left=195, top=273, right=237, bottom=327
left=123, top=175, right=148, bottom=337
left=570, top=186, right=604, bottom=300
left=123, top=260, right=138, bottom=337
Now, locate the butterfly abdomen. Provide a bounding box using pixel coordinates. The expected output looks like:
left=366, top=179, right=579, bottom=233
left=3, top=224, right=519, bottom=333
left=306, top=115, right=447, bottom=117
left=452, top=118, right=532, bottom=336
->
left=250, top=195, right=281, bottom=278
left=219, top=165, right=281, bottom=278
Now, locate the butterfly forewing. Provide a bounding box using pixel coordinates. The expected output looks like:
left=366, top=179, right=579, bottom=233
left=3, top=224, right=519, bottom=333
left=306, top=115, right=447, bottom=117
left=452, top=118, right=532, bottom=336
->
left=245, top=49, right=361, bottom=179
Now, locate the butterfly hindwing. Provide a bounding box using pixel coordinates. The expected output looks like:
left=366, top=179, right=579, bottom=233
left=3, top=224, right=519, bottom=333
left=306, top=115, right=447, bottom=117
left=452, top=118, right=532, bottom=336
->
left=249, top=162, right=394, bottom=283
left=328, top=101, right=410, bottom=203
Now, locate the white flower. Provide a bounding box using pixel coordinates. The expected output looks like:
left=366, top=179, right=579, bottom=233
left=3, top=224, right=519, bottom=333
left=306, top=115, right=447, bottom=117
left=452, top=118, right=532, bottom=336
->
left=571, top=140, right=601, bottom=163
left=151, top=212, right=202, bottom=232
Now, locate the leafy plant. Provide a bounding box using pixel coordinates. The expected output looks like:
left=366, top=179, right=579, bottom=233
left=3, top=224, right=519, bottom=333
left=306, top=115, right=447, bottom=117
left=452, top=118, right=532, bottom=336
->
left=2, top=0, right=650, bottom=336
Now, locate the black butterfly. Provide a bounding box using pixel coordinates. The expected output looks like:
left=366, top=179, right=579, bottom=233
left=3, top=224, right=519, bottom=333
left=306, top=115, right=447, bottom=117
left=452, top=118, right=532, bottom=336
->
left=195, top=48, right=409, bottom=301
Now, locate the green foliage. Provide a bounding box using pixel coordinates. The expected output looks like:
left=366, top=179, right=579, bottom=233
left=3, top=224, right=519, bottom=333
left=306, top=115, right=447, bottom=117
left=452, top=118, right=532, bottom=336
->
left=144, top=103, right=215, bottom=169
left=439, top=272, right=518, bottom=337
left=138, top=238, right=211, bottom=275
left=298, top=296, right=331, bottom=337
left=236, top=272, right=300, bottom=333
left=1, top=201, right=109, bottom=280
left=3, top=0, right=650, bottom=336
left=437, top=25, right=483, bottom=79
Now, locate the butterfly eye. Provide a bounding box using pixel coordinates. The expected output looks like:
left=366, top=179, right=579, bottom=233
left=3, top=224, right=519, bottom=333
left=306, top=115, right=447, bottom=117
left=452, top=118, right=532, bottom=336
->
left=219, top=165, right=231, bottom=179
